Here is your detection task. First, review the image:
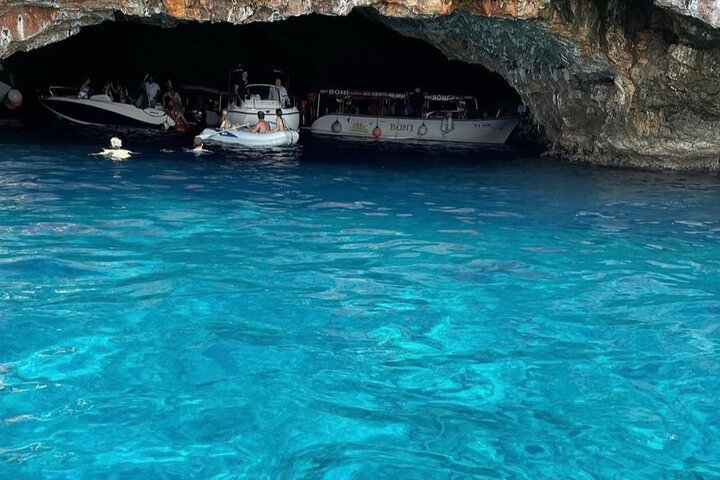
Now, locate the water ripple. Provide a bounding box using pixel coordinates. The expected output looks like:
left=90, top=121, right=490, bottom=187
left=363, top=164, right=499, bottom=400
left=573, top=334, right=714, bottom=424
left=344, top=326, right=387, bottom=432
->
left=1, top=134, right=719, bottom=477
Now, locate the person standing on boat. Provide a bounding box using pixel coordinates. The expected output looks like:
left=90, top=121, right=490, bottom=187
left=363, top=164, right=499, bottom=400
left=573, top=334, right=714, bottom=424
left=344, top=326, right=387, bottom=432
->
left=232, top=83, right=242, bottom=106
left=269, top=78, right=289, bottom=107
left=274, top=108, right=289, bottom=132
left=250, top=111, right=271, bottom=133
left=144, top=76, right=161, bottom=108
left=240, top=71, right=248, bottom=98
left=231, top=70, right=248, bottom=104
left=411, top=87, right=425, bottom=118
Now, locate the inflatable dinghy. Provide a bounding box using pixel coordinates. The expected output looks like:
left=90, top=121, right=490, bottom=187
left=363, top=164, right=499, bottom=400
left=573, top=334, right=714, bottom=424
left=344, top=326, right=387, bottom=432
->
left=198, top=127, right=299, bottom=147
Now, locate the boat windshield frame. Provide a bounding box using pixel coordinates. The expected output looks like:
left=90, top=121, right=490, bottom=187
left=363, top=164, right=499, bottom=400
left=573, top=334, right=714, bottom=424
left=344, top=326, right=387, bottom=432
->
left=242, top=83, right=294, bottom=107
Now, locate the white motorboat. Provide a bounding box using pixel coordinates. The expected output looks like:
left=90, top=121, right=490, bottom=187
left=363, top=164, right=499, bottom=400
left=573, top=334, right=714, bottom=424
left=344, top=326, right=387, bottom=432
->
left=198, top=127, right=299, bottom=147
left=40, top=86, right=175, bottom=129
left=309, top=89, right=522, bottom=144
left=228, top=83, right=300, bottom=130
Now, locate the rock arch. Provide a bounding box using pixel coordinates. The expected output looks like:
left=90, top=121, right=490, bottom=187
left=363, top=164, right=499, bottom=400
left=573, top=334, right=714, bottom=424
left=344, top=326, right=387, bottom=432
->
left=2, top=0, right=720, bottom=170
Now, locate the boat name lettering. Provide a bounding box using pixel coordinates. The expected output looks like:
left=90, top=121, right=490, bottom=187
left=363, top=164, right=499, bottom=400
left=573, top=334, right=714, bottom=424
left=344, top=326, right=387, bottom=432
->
left=389, top=123, right=414, bottom=132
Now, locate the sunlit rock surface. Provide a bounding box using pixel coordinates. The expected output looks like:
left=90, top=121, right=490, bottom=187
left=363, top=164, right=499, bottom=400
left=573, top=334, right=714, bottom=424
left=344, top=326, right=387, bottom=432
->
left=2, top=0, right=720, bottom=170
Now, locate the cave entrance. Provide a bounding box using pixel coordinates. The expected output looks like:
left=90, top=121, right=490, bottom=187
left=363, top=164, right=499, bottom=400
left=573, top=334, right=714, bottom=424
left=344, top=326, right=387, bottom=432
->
left=6, top=9, right=522, bottom=121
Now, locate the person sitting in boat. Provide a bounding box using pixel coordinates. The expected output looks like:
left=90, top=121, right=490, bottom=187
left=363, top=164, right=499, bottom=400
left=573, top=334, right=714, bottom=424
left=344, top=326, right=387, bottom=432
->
left=163, top=81, right=183, bottom=112
left=367, top=101, right=380, bottom=116
left=250, top=111, right=271, bottom=133
left=117, top=82, right=130, bottom=103
left=144, top=76, right=161, bottom=108
left=78, top=78, right=92, bottom=99
left=219, top=109, right=234, bottom=129
left=275, top=108, right=289, bottom=132
left=106, top=80, right=129, bottom=103
left=269, top=78, right=289, bottom=107
left=93, top=137, right=135, bottom=161
left=104, top=81, right=115, bottom=100
left=166, top=99, right=189, bottom=128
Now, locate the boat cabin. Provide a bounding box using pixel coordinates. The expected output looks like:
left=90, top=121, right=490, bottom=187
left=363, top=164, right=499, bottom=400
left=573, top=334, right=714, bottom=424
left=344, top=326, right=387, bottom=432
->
left=312, top=89, right=480, bottom=120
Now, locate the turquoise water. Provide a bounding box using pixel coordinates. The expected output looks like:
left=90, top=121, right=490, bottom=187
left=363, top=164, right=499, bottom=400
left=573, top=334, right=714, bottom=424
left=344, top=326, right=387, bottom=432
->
left=1, top=127, right=719, bottom=478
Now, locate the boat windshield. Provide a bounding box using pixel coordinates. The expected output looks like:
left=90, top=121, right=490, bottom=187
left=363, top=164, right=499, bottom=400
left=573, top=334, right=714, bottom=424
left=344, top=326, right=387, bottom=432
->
left=245, top=84, right=278, bottom=101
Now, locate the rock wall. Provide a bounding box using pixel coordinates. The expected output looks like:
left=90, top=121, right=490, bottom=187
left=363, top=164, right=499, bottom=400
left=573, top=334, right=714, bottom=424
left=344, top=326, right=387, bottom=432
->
left=2, top=0, right=720, bottom=170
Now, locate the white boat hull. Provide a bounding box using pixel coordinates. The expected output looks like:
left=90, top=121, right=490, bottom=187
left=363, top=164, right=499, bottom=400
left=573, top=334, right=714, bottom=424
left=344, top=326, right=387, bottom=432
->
left=228, top=100, right=300, bottom=130
left=310, top=114, right=520, bottom=144
left=40, top=94, right=175, bottom=129
left=200, top=128, right=299, bottom=147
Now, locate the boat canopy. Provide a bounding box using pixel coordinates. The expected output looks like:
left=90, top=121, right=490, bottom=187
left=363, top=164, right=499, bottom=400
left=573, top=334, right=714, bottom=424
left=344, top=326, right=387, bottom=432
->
left=318, top=89, right=475, bottom=102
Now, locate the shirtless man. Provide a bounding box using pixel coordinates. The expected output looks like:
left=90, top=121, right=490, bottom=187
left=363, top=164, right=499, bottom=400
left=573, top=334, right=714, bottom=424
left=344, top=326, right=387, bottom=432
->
left=250, top=111, right=271, bottom=133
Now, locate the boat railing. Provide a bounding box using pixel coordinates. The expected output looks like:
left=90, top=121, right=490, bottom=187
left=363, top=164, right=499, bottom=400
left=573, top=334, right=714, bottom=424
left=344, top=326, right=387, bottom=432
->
left=425, top=109, right=468, bottom=120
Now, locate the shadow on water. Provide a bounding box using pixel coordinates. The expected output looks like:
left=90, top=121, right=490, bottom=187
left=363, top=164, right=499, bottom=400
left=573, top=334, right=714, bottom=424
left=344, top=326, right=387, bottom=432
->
left=1, top=119, right=545, bottom=168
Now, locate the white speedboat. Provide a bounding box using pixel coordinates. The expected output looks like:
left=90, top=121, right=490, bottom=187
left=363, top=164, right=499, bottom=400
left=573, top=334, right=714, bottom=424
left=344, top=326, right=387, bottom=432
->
left=40, top=86, right=175, bottom=129
left=309, top=89, right=522, bottom=144
left=228, top=84, right=300, bottom=130
left=198, top=127, right=299, bottom=147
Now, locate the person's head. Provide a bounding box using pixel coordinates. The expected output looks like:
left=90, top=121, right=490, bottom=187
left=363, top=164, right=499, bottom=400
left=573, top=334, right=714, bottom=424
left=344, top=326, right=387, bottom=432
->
left=110, top=137, right=122, bottom=149
left=147, top=76, right=154, bottom=83
left=167, top=80, right=173, bottom=90
left=242, top=71, right=248, bottom=79
left=415, top=87, right=421, bottom=93
left=257, top=111, right=265, bottom=120
left=275, top=78, right=282, bottom=87
left=221, top=109, right=228, bottom=118
left=193, top=136, right=203, bottom=149
left=275, top=108, right=283, bottom=117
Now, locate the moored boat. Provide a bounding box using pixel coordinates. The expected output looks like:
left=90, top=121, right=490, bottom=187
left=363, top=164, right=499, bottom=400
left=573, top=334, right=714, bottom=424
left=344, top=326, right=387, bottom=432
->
left=40, top=86, right=175, bottom=129
left=309, top=89, right=522, bottom=144
left=228, top=75, right=300, bottom=130
left=198, top=127, right=299, bottom=147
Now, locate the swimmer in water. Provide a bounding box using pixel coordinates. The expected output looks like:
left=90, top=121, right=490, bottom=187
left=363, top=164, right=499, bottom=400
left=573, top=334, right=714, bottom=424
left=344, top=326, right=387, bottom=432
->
left=191, top=136, right=210, bottom=153
left=93, top=137, right=136, bottom=160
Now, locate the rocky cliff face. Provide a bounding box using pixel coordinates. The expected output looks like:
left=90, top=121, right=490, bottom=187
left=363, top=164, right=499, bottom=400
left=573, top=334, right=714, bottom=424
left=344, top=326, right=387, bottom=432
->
left=2, top=0, right=720, bottom=170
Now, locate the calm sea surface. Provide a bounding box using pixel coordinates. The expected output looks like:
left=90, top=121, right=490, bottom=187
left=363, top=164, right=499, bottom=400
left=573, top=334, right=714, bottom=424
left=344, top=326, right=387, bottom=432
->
left=1, top=123, right=719, bottom=478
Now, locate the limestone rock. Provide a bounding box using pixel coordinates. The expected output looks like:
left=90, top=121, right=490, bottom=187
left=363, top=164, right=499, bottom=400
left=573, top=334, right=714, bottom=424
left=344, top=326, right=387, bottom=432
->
left=2, top=0, right=720, bottom=170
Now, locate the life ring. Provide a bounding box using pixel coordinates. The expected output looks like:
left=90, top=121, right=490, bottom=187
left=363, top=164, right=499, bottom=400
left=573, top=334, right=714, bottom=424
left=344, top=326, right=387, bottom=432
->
left=331, top=119, right=342, bottom=133
left=372, top=126, right=382, bottom=138
left=417, top=123, right=428, bottom=137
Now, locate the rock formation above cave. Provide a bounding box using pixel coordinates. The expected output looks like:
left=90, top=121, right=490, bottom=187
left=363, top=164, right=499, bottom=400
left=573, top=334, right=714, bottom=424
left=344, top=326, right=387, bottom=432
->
left=2, top=0, right=720, bottom=170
